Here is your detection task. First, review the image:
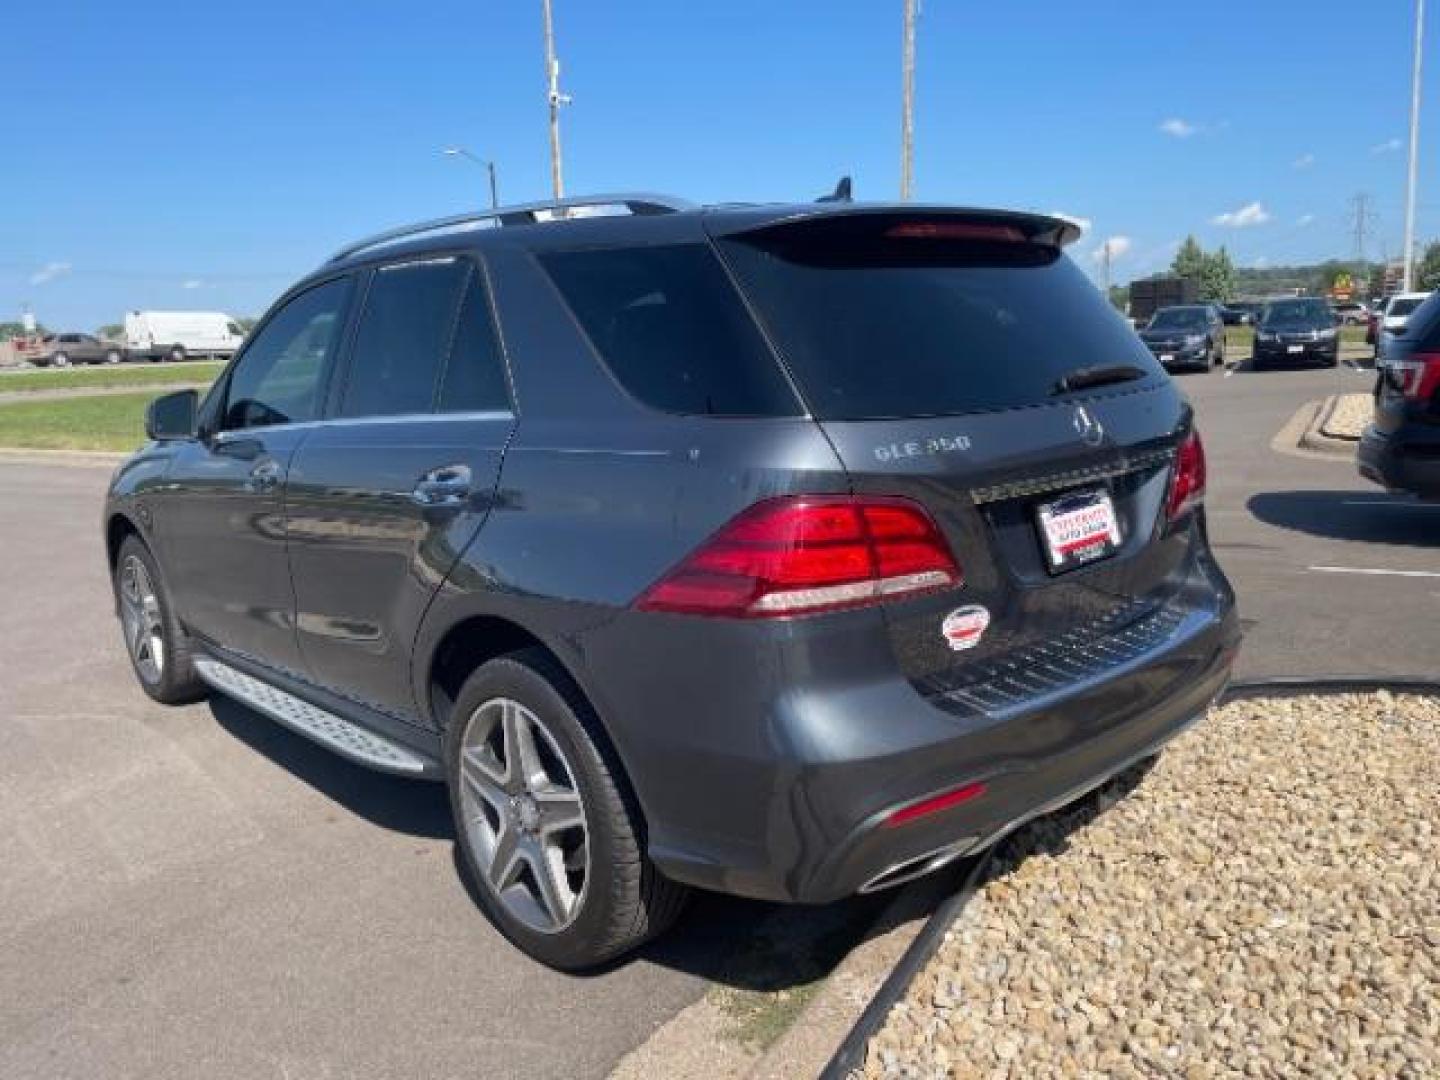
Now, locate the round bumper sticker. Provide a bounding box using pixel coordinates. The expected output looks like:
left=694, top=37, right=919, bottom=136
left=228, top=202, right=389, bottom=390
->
left=942, top=605, right=990, bottom=651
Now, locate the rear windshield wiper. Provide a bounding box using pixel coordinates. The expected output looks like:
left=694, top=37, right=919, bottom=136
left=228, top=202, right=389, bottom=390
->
left=1050, top=363, right=1150, bottom=396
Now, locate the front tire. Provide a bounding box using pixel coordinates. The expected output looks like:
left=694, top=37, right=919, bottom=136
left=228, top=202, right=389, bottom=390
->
left=105, top=349, right=122, bottom=364
left=446, top=649, right=688, bottom=970
left=113, top=535, right=206, bottom=705
left=53, top=352, right=70, bottom=368
left=167, top=345, right=186, bottom=363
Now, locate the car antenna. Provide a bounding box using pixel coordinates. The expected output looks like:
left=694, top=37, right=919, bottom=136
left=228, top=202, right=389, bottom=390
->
left=816, top=175, right=852, bottom=203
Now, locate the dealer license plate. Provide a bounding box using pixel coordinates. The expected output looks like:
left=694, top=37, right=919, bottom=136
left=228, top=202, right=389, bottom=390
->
left=1035, top=489, right=1122, bottom=574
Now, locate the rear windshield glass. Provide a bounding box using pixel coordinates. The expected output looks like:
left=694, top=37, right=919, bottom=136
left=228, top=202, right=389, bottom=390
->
left=1389, top=296, right=1427, bottom=318
left=719, top=230, right=1162, bottom=420
left=1149, top=308, right=1207, bottom=330
left=539, top=244, right=800, bottom=417
left=1400, top=293, right=1440, bottom=348
left=1261, top=299, right=1331, bottom=327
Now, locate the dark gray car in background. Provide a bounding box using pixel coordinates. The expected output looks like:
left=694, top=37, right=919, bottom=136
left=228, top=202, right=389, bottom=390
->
left=104, top=194, right=1239, bottom=968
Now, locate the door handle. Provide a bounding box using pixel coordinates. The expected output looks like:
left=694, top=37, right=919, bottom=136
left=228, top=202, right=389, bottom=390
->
left=411, top=464, right=473, bottom=507
left=245, top=458, right=283, bottom=493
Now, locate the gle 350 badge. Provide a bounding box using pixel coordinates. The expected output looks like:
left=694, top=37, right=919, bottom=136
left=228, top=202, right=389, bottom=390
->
left=941, top=605, right=990, bottom=652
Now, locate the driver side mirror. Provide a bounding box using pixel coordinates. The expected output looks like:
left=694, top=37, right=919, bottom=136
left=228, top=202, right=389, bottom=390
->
left=145, top=389, right=198, bottom=441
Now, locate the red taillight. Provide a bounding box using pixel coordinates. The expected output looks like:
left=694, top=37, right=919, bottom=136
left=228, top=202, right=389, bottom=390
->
left=1165, top=429, right=1207, bottom=522
left=636, top=495, right=962, bottom=618
left=883, top=781, right=987, bottom=828
left=884, top=221, right=1026, bottom=242
left=1389, top=352, right=1440, bottom=402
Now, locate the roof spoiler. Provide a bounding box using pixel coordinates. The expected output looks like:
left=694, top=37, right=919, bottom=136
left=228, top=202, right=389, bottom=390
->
left=713, top=206, right=1083, bottom=248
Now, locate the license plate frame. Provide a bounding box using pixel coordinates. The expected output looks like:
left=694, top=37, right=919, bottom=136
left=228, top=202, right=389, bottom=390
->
left=1287, top=344, right=1305, bottom=354
left=1035, top=488, right=1123, bottom=574
left=1159, top=353, right=1175, bottom=364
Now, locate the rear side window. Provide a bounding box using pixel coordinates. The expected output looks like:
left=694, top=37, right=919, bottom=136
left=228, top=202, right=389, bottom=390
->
left=437, top=271, right=510, bottom=413
left=341, top=258, right=470, bottom=418
left=539, top=244, right=800, bottom=417
left=719, top=225, right=1163, bottom=420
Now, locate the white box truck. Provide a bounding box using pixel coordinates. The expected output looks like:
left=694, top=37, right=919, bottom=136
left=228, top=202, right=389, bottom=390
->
left=123, top=311, right=245, bottom=362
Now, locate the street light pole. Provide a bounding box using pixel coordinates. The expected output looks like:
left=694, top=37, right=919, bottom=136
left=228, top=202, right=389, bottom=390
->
left=541, top=0, right=570, bottom=201
left=442, top=148, right=499, bottom=209
left=900, top=0, right=916, bottom=200
left=1403, top=0, right=1425, bottom=291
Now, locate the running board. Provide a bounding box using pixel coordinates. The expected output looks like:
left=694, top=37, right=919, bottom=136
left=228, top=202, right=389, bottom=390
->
left=194, top=658, right=434, bottom=776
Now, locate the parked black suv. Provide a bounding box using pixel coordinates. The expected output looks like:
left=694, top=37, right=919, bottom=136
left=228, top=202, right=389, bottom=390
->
left=1138, top=304, right=1226, bottom=372
left=1359, top=291, right=1440, bottom=498
left=1252, top=298, right=1340, bottom=369
left=104, top=195, right=1239, bottom=968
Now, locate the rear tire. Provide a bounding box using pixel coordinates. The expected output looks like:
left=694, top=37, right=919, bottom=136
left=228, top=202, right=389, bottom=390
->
left=113, top=535, right=207, bottom=705
left=53, top=352, right=70, bottom=368
left=105, top=349, right=122, bottom=364
left=167, top=345, right=186, bottom=363
left=446, top=648, right=688, bottom=970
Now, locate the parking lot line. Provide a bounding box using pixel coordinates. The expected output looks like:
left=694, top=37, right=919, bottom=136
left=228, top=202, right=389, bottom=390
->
left=1308, top=565, right=1440, bottom=579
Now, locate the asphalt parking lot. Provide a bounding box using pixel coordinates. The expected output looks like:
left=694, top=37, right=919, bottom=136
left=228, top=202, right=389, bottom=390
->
left=0, top=356, right=1434, bottom=1078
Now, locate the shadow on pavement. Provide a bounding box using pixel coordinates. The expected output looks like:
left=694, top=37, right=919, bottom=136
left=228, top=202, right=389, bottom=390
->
left=209, top=695, right=453, bottom=838
left=1247, top=490, right=1440, bottom=547
left=210, top=692, right=897, bottom=992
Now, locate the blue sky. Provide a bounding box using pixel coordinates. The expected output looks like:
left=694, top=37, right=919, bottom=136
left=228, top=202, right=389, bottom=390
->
left=3, top=0, right=1434, bottom=329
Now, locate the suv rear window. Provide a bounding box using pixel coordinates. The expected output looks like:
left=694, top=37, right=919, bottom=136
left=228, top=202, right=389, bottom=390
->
left=718, top=224, right=1162, bottom=420
left=1401, top=293, right=1440, bottom=350
left=539, top=244, right=800, bottom=417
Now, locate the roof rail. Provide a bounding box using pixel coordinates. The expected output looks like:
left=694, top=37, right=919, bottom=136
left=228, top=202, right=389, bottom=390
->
left=325, top=193, right=695, bottom=265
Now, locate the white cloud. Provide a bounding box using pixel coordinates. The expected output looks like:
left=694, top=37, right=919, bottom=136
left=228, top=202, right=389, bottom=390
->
left=1293, top=153, right=1315, bottom=169
left=181, top=279, right=205, bottom=290
left=1159, top=118, right=1197, bottom=138
left=1371, top=137, right=1403, bottom=154
left=1049, top=211, right=1092, bottom=235
left=29, top=261, right=72, bottom=285
left=1090, top=236, right=1132, bottom=264
left=1212, top=201, right=1271, bottom=228
left=1297, top=213, right=1315, bottom=227
left=1253, top=256, right=1271, bottom=269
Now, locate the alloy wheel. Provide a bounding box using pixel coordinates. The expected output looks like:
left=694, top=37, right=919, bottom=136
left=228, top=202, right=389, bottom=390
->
left=118, top=554, right=165, bottom=683
left=457, top=697, right=589, bottom=933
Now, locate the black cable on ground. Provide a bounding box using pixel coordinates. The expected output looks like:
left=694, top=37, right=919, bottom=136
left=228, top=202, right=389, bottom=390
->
left=819, top=676, right=1440, bottom=1079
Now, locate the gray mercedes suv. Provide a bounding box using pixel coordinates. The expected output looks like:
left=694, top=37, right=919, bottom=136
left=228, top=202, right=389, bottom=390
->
left=104, top=194, right=1239, bottom=969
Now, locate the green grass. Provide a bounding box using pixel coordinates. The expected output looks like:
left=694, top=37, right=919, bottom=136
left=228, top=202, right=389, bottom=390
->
left=0, top=391, right=155, bottom=451
left=0, top=361, right=221, bottom=394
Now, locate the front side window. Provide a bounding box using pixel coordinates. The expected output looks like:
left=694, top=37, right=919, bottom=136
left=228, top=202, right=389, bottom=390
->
left=222, top=277, right=350, bottom=430
left=340, top=258, right=471, bottom=419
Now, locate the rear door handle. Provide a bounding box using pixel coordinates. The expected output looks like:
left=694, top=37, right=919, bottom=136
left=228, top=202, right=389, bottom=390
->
left=412, top=464, right=473, bottom=507
left=246, top=458, right=283, bottom=493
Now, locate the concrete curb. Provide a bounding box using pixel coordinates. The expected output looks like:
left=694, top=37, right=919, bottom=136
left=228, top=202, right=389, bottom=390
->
left=1299, top=394, right=1360, bottom=454
left=1271, top=398, right=1353, bottom=461
left=0, top=447, right=127, bottom=467
left=749, top=863, right=978, bottom=1079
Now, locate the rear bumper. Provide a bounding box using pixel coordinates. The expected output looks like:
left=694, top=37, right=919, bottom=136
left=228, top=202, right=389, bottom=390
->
left=577, top=550, right=1240, bottom=904
left=1358, top=423, right=1440, bottom=498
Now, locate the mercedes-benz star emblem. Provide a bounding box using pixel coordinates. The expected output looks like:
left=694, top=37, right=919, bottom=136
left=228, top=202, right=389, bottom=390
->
left=1073, top=405, right=1105, bottom=446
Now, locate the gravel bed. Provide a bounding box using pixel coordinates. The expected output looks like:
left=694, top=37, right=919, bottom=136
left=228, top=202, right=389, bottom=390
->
left=1320, top=393, right=1373, bottom=440
left=864, top=692, right=1440, bottom=1078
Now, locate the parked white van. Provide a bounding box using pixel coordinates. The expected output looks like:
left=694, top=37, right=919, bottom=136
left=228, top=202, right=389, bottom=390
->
left=123, top=311, right=245, bottom=362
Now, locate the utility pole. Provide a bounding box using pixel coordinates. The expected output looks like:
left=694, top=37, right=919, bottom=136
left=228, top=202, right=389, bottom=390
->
left=1348, top=192, right=1374, bottom=267
left=1403, top=0, right=1425, bottom=290
left=442, top=148, right=499, bottom=209
left=900, top=0, right=916, bottom=200
left=541, top=0, right=570, bottom=201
